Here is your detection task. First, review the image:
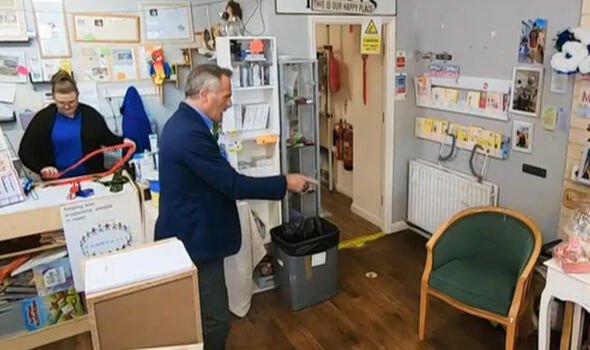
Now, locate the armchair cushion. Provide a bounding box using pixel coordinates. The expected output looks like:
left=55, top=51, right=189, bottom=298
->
left=429, top=258, right=515, bottom=316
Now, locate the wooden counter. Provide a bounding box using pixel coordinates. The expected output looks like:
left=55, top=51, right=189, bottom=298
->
left=0, top=178, right=143, bottom=349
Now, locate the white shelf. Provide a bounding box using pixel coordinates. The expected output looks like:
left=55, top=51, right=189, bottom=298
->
left=414, top=75, right=511, bottom=122
left=216, top=36, right=283, bottom=230
left=429, top=76, right=511, bottom=94
left=416, top=101, right=509, bottom=122
left=234, top=85, right=275, bottom=92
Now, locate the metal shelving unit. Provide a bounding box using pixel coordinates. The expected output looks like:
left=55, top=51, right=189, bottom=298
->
left=278, top=58, right=321, bottom=222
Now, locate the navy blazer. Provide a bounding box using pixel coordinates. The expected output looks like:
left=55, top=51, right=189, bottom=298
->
left=155, top=102, right=287, bottom=261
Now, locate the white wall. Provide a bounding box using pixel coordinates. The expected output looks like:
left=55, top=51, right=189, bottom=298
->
left=266, top=0, right=580, bottom=238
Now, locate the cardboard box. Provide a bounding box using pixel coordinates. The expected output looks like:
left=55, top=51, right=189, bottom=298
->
left=84, top=238, right=202, bottom=350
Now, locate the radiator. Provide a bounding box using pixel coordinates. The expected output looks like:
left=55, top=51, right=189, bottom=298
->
left=407, top=159, right=499, bottom=234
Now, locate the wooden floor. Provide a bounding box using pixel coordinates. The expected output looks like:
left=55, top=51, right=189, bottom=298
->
left=319, top=188, right=381, bottom=240
left=228, top=190, right=546, bottom=350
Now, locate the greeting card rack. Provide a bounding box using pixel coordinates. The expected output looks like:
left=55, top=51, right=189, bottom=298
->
left=415, top=116, right=510, bottom=160
left=414, top=75, right=512, bottom=122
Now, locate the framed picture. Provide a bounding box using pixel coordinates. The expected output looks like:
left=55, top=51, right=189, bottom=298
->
left=511, top=120, right=534, bottom=153
left=0, top=0, right=28, bottom=42
left=0, top=51, right=27, bottom=83
left=577, top=143, right=590, bottom=185
left=518, top=18, right=548, bottom=65
left=32, top=0, right=72, bottom=58
left=509, top=66, right=543, bottom=117
left=72, top=14, right=140, bottom=43
left=139, top=1, right=194, bottom=43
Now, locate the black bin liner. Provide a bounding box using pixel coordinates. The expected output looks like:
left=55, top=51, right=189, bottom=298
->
left=270, top=217, right=339, bottom=256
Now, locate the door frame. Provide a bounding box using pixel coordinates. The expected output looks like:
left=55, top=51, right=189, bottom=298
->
left=307, top=16, right=396, bottom=233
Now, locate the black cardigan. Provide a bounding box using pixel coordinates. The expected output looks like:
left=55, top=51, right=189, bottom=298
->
left=18, top=103, right=123, bottom=175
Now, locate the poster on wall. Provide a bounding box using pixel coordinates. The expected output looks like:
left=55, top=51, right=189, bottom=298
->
left=395, top=72, right=406, bottom=100
left=111, top=48, right=139, bottom=81
left=518, top=18, right=547, bottom=65
left=60, top=193, right=143, bottom=291
left=76, top=46, right=112, bottom=81
left=72, top=14, right=140, bottom=43
left=0, top=0, right=28, bottom=42
left=509, top=66, right=543, bottom=118
left=32, top=0, right=72, bottom=58
left=275, top=0, right=396, bottom=15
left=0, top=52, right=27, bottom=83
left=139, top=1, right=194, bottom=42
left=512, top=120, right=534, bottom=154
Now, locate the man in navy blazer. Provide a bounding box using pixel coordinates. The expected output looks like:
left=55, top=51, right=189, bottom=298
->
left=155, top=64, right=312, bottom=350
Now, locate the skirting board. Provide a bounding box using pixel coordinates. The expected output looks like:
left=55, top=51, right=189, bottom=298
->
left=389, top=221, right=409, bottom=233
left=350, top=203, right=382, bottom=229
left=335, top=184, right=353, bottom=199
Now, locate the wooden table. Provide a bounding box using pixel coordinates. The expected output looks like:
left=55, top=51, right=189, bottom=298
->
left=0, top=178, right=143, bottom=349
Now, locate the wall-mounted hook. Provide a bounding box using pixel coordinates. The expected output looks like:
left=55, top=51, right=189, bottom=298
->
left=438, top=132, right=457, bottom=164
left=470, top=144, right=489, bottom=183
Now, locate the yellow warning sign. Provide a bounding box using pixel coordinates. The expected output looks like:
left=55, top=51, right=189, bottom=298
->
left=361, top=18, right=382, bottom=55
left=365, top=19, right=379, bottom=35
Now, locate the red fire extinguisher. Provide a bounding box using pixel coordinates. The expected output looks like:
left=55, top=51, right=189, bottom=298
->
left=343, top=122, right=353, bottom=171
left=334, top=119, right=344, bottom=160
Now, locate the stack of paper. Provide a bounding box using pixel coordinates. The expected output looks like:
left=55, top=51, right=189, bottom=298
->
left=241, top=104, right=269, bottom=131
left=0, top=150, right=25, bottom=208
left=0, top=83, right=16, bottom=122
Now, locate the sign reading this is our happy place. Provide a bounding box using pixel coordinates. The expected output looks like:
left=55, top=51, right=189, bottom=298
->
left=275, top=0, right=396, bottom=16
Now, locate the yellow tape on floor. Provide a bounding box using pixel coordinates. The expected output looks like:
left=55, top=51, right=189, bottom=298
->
left=338, top=232, right=385, bottom=250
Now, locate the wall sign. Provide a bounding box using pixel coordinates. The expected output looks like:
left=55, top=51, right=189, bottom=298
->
left=275, top=0, right=396, bottom=16
left=361, top=18, right=382, bottom=54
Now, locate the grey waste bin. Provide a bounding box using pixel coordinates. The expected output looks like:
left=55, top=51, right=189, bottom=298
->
left=270, top=217, right=339, bottom=311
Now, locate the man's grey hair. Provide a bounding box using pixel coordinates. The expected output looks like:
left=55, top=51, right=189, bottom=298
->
left=185, top=64, right=233, bottom=97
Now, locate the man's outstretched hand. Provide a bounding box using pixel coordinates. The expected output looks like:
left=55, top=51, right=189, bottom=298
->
left=286, top=174, right=318, bottom=193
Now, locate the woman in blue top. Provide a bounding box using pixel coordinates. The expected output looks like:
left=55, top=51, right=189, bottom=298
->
left=19, top=70, right=133, bottom=179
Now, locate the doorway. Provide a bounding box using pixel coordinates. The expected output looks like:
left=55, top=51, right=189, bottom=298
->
left=309, top=17, right=395, bottom=236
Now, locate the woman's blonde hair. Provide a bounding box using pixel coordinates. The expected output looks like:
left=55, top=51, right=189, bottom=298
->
left=51, top=70, right=78, bottom=96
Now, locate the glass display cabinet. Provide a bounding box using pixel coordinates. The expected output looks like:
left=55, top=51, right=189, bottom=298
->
left=278, top=58, right=321, bottom=222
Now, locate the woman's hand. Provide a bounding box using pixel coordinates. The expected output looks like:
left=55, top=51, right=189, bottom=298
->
left=123, top=138, right=135, bottom=146
left=40, top=166, right=59, bottom=179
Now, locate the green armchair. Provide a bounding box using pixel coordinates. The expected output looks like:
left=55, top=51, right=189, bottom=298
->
left=418, top=206, right=542, bottom=350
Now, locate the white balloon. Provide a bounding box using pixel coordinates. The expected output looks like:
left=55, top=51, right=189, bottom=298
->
left=572, top=27, right=590, bottom=46
left=551, top=41, right=588, bottom=73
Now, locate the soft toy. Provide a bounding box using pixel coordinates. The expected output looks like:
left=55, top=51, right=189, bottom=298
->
left=551, top=27, right=590, bottom=74
left=220, top=1, right=245, bottom=36
left=149, top=48, right=171, bottom=85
